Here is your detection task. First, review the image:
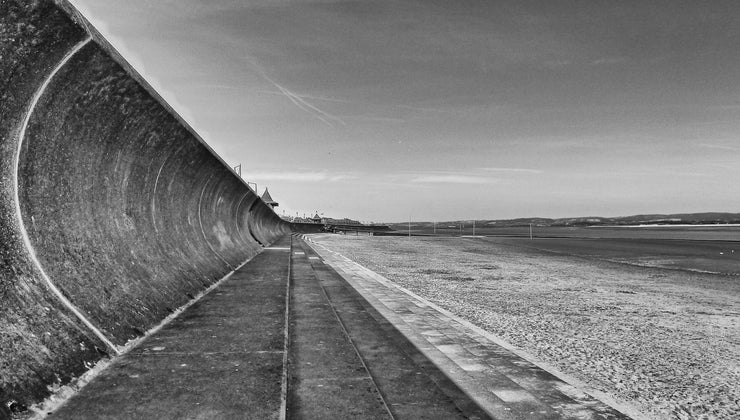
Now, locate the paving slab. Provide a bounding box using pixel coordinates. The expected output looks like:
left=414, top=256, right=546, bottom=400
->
left=303, top=235, right=635, bottom=420
left=48, top=236, right=292, bottom=420
left=291, top=238, right=490, bottom=420
left=287, top=237, right=393, bottom=419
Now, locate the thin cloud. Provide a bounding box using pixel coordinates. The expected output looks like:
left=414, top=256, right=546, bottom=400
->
left=543, top=59, right=572, bottom=68
left=590, top=57, right=628, bottom=65
left=706, top=162, right=738, bottom=172
left=327, top=174, right=357, bottom=182
left=189, top=84, right=433, bottom=122
left=698, top=143, right=740, bottom=152
left=480, top=167, right=543, bottom=174
left=343, top=115, right=406, bottom=123
left=245, top=171, right=356, bottom=182
left=411, top=175, right=496, bottom=185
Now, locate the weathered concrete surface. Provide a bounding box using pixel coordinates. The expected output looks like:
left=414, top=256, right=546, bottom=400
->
left=288, top=239, right=490, bottom=419
left=46, top=235, right=491, bottom=419
left=0, top=0, right=289, bottom=414
left=47, top=237, right=292, bottom=420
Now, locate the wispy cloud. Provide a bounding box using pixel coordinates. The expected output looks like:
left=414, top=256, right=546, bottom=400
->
left=562, top=166, right=716, bottom=179
left=191, top=83, right=352, bottom=103
left=343, top=115, right=406, bottom=123
left=698, top=143, right=740, bottom=152
left=245, top=171, right=357, bottom=182
left=543, top=59, right=572, bottom=68
left=480, top=167, right=543, bottom=174
left=411, top=175, right=497, bottom=185
left=590, top=57, right=628, bottom=65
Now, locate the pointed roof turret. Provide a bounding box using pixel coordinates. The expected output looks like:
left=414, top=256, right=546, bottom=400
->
left=261, top=188, right=278, bottom=208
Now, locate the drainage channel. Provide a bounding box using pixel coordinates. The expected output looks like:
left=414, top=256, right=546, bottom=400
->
left=286, top=235, right=490, bottom=420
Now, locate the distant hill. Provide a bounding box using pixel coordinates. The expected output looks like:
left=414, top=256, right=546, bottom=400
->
left=553, top=212, right=740, bottom=226
left=389, top=212, right=740, bottom=229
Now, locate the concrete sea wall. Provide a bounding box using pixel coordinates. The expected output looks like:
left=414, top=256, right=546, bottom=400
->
left=0, top=0, right=291, bottom=413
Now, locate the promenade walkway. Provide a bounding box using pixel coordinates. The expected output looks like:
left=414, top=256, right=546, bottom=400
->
left=302, top=236, right=633, bottom=420
left=46, top=234, right=632, bottom=419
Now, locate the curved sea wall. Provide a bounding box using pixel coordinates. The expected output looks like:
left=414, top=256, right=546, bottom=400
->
left=0, top=0, right=290, bottom=412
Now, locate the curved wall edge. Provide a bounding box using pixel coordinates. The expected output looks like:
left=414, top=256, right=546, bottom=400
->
left=0, top=0, right=293, bottom=412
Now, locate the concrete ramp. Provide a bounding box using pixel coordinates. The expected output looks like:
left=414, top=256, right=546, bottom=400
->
left=0, top=0, right=289, bottom=413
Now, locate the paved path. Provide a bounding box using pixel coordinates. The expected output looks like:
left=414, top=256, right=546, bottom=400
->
left=289, top=239, right=489, bottom=419
left=49, top=236, right=293, bottom=419
left=46, top=233, right=634, bottom=419
left=47, top=235, right=489, bottom=419
left=303, top=235, right=634, bottom=420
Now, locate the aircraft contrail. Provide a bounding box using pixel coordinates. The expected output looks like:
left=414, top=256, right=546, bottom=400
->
left=244, top=56, right=345, bottom=127
left=272, top=81, right=343, bottom=127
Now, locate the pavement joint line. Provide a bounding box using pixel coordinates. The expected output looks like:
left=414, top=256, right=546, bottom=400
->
left=297, top=376, right=377, bottom=382
left=303, top=236, right=645, bottom=420
left=297, top=238, right=397, bottom=420
left=304, top=257, right=497, bottom=417
left=279, top=238, right=292, bottom=420
left=131, top=350, right=285, bottom=356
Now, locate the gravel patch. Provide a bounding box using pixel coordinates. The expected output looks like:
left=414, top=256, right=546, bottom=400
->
left=310, top=234, right=740, bottom=420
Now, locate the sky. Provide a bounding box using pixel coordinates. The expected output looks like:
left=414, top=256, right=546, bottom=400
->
left=69, top=0, right=740, bottom=222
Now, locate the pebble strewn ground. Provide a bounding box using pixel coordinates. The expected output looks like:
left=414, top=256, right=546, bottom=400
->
left=311, top=234, right=740, bottom=420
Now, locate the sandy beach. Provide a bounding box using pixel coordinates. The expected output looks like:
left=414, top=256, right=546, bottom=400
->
left=310, top=234, right=740, bottom=420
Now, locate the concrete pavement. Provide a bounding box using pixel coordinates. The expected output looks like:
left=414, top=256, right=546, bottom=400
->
left=47, top=235, right=490, bottom=419
left=44, top=234, right=635, bottom=419
left=48, top=236, right=292, bottom=419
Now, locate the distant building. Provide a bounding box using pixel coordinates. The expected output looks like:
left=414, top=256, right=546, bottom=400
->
left=322, top=217, right=361, bottom=225
left=312, top=213, right=322, bottom=224
left=261, top=188, right=278, bottom=209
